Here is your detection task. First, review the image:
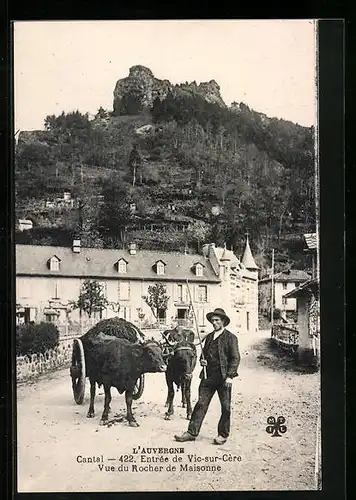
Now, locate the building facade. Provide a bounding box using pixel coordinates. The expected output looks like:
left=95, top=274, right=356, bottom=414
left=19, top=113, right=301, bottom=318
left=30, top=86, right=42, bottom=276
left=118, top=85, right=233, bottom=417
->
left=283, top=279, right=320, bottom=367
left=16, top=238, right=259, bottom=335
left=259, top=269, right=311, bottom=316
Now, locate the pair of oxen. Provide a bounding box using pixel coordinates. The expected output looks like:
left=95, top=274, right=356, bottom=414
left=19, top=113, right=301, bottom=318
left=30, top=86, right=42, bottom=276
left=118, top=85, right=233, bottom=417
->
left=70, top=318, right=198, bottom=427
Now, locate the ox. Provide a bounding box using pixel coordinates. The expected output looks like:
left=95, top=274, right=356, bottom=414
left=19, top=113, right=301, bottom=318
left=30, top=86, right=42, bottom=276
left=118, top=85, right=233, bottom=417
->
left=162, top=327, right=197, bottom=420
left=82, top=332, right=166, bottom=426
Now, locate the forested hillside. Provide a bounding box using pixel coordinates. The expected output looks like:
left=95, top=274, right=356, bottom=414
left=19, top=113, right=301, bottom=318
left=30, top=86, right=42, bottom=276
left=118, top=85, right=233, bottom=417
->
left=15, top=69, right=316, bottom=274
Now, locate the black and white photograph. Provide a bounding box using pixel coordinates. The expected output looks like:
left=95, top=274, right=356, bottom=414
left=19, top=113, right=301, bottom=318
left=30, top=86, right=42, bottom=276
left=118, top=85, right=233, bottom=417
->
left=14, top=19, right=322, bottom=492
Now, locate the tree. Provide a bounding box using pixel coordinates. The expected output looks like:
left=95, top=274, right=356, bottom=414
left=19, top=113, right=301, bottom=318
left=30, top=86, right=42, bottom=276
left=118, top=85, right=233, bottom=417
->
left=75, top=194, right=105, bottom=248
left=95, top=107, right=110, bottom=120
left=186, top=220, right=211, bottom=252
left=70, top=279, right=109, bottom=319
left=79, top=220, right=105, bottom=249
left=143, top=283, right=170, bottom=320
left=98, top=180, right=133, bottom=244
left=128, top=143, right=142, bottom=187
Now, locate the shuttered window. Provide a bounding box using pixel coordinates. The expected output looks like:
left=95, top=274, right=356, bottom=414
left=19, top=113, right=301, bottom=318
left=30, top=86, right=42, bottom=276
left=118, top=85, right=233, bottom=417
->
left=120, top=306, right=131, bottom=320
left=177, top=284, right=188, bottom=302
left=197, top=285, right=207, bottom=302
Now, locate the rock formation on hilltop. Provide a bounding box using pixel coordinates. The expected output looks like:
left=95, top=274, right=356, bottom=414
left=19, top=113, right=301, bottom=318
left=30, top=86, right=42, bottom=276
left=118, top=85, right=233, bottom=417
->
left=113, top=65, right=227, bottom=115
left=113, top=65, right=172, bottom=115
left=197, top=80, right=226, bottom=107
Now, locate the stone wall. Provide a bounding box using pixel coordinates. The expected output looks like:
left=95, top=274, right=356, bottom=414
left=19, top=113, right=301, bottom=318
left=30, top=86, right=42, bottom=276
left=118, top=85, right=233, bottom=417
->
left=17, top=339, right=73, bottom=383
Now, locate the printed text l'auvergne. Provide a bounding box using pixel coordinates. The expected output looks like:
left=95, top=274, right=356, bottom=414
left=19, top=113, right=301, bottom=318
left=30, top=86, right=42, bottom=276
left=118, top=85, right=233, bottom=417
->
left=132, top=446, right=185, bottom=454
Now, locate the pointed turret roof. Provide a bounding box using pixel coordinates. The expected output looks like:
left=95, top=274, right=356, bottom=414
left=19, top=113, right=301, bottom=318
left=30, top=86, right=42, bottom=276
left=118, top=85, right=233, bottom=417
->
left=242, top=236, right=259, bottom=270
left=220, top=243, right=231, bottom=262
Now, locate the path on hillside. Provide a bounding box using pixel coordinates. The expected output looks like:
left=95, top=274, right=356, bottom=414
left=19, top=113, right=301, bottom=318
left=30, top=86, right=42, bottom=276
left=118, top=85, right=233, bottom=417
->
left=17, top=329, right=320, bottom=493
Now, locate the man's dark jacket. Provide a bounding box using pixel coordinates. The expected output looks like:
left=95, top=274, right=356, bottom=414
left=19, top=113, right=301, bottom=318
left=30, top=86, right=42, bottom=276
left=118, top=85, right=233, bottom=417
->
left=199, top=329, right=240, bottom=380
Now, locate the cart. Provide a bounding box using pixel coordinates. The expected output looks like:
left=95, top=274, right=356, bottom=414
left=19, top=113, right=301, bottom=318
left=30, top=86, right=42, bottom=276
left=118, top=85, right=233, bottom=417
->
left=70, top=318, right=145, bottom=405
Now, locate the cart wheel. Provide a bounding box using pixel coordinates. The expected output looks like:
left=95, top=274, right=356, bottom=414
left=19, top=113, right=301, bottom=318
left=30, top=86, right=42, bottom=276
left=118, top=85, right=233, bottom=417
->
left=132, top=374, right=145, bottom=400
left=70, top=338, right=86, bottom=405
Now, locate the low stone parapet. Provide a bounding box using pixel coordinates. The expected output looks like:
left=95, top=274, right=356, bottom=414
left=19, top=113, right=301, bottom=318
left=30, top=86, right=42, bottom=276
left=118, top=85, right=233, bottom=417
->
left=17, top=339, right=74, bottom=383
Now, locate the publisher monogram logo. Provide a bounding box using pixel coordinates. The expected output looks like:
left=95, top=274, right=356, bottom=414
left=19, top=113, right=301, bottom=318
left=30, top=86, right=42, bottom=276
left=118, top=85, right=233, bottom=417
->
left=266, top=416, right=287, bottom=437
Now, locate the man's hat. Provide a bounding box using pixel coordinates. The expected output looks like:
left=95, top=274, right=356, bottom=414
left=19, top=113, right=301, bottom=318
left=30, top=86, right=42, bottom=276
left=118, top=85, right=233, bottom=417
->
left=206, top=308, right=230, bottom=326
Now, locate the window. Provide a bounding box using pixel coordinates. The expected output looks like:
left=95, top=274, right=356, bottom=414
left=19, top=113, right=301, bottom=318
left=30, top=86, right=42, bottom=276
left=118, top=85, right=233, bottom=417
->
left=177, top=284, right=188, bottom=302
left=46, top=314, right=57, bottom=323
left=195, top=264, right=203, bottom=277
left=24, top=307, right=31, bottom=324
left=157, top=309, right=166, bottom=324
left=282, top=297, right=287, bottom=306
left=99, top=281, right=107, bottom=297
left=197, top=308, right=206, bottom=326
left=282, top=282, right=287, bottom=290
left=197, top=285, right=207, bottom=302
left=92, top=309, right=103, bottom=321
left=118, top=281, right=130, bottom=300
left=118, top=259, right=127, bottom=273
left=49, top=256, right=60, bottom=272
left=53, top=281, right=60, bottom=299
left=156, top=262, right=165, bottom=275
left=120, top=306, right=131, bottom=321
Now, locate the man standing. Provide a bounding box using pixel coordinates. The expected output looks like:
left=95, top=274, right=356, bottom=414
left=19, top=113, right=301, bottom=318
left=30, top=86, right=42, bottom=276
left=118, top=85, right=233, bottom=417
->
left=174, top=308, right=240, bottom=445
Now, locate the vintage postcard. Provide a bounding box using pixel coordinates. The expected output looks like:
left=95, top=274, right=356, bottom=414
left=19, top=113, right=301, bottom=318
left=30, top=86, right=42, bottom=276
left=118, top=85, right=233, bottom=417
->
left=14, top=19, right=326, bottom=493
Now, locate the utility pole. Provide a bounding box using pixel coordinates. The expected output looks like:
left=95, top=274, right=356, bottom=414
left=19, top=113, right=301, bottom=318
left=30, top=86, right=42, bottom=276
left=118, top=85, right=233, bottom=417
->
left=271, top=248, right=275, bottom=336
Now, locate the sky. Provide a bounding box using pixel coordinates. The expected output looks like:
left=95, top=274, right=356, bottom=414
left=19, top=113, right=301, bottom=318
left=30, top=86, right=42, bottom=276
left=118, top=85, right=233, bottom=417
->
left=14, top=20, right=317, bottom=132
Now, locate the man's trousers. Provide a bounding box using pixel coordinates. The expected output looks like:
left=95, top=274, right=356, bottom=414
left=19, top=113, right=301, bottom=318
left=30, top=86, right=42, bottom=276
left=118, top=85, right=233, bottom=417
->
left=187, top=377, right=232, bottom=438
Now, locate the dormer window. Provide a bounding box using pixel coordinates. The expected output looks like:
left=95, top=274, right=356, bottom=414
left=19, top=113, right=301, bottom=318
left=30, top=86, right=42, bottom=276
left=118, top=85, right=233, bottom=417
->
left=48, top=255, right=61, bottom=272
left=195, top=263, right=204, bottom=277
left=155, top=260, right=166, bottom=275
left=192, top=262, right=205, bottom=277
left=117, top=258, right=128, bottom=274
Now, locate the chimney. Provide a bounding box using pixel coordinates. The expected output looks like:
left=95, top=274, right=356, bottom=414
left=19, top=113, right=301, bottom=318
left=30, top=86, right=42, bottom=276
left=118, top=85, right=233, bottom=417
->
left=72, top=239, right=81, bottom=253
left=202, top=244, right=209, bottom=258
left=128, top=242, right=137, bottom=255
left=208, top=243, right=216, bottom=257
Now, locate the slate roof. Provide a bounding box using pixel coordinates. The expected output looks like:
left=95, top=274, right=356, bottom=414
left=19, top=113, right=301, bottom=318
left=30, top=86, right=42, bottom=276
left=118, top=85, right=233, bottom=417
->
left=283, top=279, right=319, bottom=299
left=259, top=269, right=311, bottom=284
left=241, top=237, right=259, bottom=270
left=16, top=244, right=221, bottom=283
left=304, top=233, right=317, bottom=251
left=214, top=247, right=242, bottom=269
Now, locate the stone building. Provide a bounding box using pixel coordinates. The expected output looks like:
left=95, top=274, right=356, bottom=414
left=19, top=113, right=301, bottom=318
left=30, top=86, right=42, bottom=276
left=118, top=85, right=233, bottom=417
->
left=16, top=238, right=259, bottom=335
left=259, top=269, right=311, bottom=318
left=283, top=279, right=320, bottom=367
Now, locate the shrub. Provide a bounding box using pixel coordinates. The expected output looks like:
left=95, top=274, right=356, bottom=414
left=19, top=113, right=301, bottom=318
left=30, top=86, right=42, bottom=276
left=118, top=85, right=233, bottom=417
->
left=268, top=308, right=282, bottom=321
left=16, top=322, right=60, bottom=357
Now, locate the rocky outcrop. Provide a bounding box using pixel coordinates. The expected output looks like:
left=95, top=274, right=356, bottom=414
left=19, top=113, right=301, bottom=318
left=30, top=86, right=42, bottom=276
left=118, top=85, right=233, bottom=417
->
left=197, top=80, right=226, bottom=107
left=113, top=65, right=227, bottom=115
left=113, top=65, right=172, bottom=115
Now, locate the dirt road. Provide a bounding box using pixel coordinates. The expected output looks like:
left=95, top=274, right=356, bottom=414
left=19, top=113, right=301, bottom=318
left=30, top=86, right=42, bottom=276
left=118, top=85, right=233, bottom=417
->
left=16, top=329, right=320, bottom=492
